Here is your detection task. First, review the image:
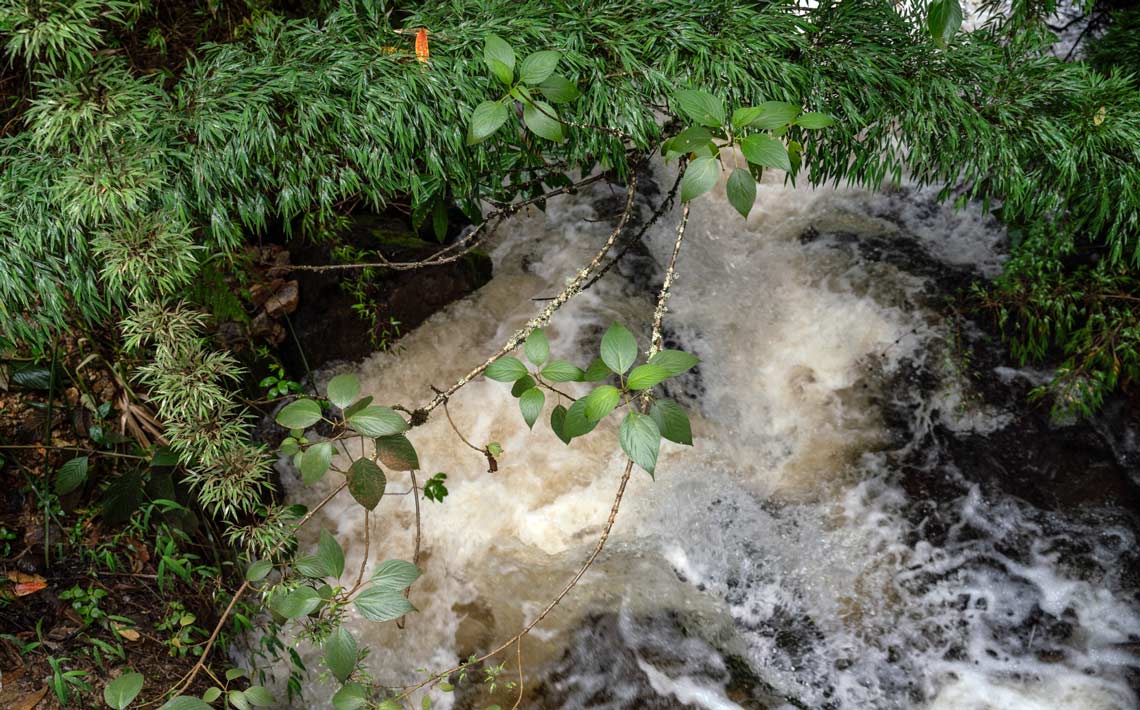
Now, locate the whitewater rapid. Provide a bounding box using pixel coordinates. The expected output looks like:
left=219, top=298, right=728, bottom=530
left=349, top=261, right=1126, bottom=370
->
left=262, top=161, right=1140, bottom=709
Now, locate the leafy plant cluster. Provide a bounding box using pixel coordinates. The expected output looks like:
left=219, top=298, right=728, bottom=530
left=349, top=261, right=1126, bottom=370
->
left=485, top=325, right=696, bottom=475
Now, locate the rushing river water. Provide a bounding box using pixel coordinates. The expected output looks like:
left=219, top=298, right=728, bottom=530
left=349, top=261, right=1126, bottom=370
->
left=265, top=162, right=1140, bottom=709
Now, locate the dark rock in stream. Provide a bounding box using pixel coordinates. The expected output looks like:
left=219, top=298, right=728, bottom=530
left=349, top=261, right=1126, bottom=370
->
left=523, top=612, right=792, bottom=710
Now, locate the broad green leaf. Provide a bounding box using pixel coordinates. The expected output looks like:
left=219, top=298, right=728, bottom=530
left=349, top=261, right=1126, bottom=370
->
left=485, top=356, right=529, bottom=382
left=562, top=398, right=598, bottom=439
left=731, top=105, right=765, bottom=130
left=664, top=126, right=715, bottom=158
left=467, top=101, right=509, bottom=146
left=519, top=51, right=561, bottom=85
left=650, top=399, right=693, bottom=446
left=348, top=406, right=408, bottom=437
left=324, top=628, right=358, bottom=683
left=511, top=374, right=536, bottom=398
left=276, top=399, right=322, bottom=429
left=245, top=559, right=272, bottom=582
left=272, top=586, right=321, bottom=619
left=327, top=374, right=360, bottom=409
left=550, top=404, right=571, bottom=444
left=600, top=323, right=638, bottom=374
left=648, top=349, right=699, bottom=377
left=159, top=697, right=212, bottom=710
left=519, top=387, right=544, bottom=429
left=280, top=438, right=300, bottom=456
left=583, top=385, right=621, bottom=421
left=295, top=552, right=328, bottom=578
left=300, top=441, right=333, bottom=485
left=726, top=169, right=757, bottom=218
left=582, top=357, right=612, bottom=382
left=104, top=672, right=143, bottom=710
left=681, top=156, right=719, bottom=202
left=243, top=687, right=274, bottom=707
left=483, top=34, right=515, bottom=73
left=332, top=683, right=369, bottom=710
left=372, top=559, right=421, bottom=591
left=525, top=329, right=550, bottom=366
left=787, top=140, right=803, bottom=176
left=673, top=90, right=725, bottom=127
left=55, top=456, right=89, bottom=495
left=375, top=434, right=419, bottom=471
left=928, top=0, right=963, bottom=47
left=619, top=412, right=661, bottom=475
left=229, top=690, right=250, bottom=710
left=540, top=360, right=583, bottom=382
left=224, top=669, right=246, bottom=681
left=742, top=101, right=800, bottom=130
left=202, top=688, right=222, bottom=703
left=318, top=529, right=345, bottom=579
left=489, top=58, right=513, bottom=86
left=354, top=587, right=416, bottom=622
left=537, top=75, right=580, bottom=104
left=627, top=364, right=670, bottom=391
left=523, top=100, right=564, bottom=142
left=347, top=458, right=386, bottom=510
left=343, top=395, right=373, bottom=419
left=794, top=112, right=835, bottom=129
left=741, top=134, right=792, bottom=172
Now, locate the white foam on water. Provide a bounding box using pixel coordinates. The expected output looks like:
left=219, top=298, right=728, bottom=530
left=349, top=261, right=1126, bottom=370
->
left=258, top=162, right=1140, bottom=709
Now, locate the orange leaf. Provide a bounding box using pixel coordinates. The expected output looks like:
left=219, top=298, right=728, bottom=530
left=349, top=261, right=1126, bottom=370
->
left=8, top=572, right=47, bottom=596
left=415, top=28, right=429, bottom=63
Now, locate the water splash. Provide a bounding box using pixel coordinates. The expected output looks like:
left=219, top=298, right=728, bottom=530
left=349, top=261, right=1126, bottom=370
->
left=264, top=163, right=1140, bottom=709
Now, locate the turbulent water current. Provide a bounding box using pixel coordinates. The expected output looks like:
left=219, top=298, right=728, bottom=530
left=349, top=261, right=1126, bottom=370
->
left=262, top=162, right=1140, bottom=709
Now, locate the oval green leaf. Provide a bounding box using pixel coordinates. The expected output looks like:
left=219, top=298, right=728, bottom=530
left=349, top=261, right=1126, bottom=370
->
left=354, top=587, right=416, bottom=622
left=650, top=399, right=693, bottom=446
left=619, top=411, right=661, bottom=475
left=726, top=168, right=757, bottom=218
left=276, top=399, right=322, bottom=429
left=327, top=374, right=360, bottom=409
left=680, top=156, right=719, bottom=203
left=537, top=75, right=580, bottom=104
left=375, top=434, right=419, bottom=471
left=519, top=50, right=560, bottom=85
left=540, top=359, right=583, bottom=382
left=300, top=441, right=333, bottom=485
left=741, top=134, right=791, bottom=173
left=519, top=387, right=544, bottom=429
left=485, top=356, right=529, bottom=382
left=467, top=101, right=509, bottom=146
left=583, top=385, right=621, bottom=422
left=104, top=672, right=144, bottom=710
left=525, top=328, right=550, bottom=366
left=522, top=99, right=564, bottom=142
left=673, top=89, right=725, bottom=127
left=348, top=406, right=408, bottom=437
left=483, top=34, right=515, bottom=73
left=648, top=349, right=700, bottom=377
left=245, top=559, right=273, bottom=582
left=55, top=455, right=89, bottom=495
left=627, top=364, right=670, bottom=391
left=372, top=559, right=421, bottom=591
left=562, top=398, right=598, bottom=439
left=347, top=458, right=386, bottom=510
left=324, top=627, right=358, bottom=683
left=600, top=323, right=638, bottom=374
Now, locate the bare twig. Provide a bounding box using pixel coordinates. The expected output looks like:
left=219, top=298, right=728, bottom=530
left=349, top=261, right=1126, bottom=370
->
left=396, top=469, right=422, bottom=631
left=285, top=172, right=612, bottom=274
left=355, top=510, right=371, bottom=590
left=416, top=171, right=640, bottom=420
